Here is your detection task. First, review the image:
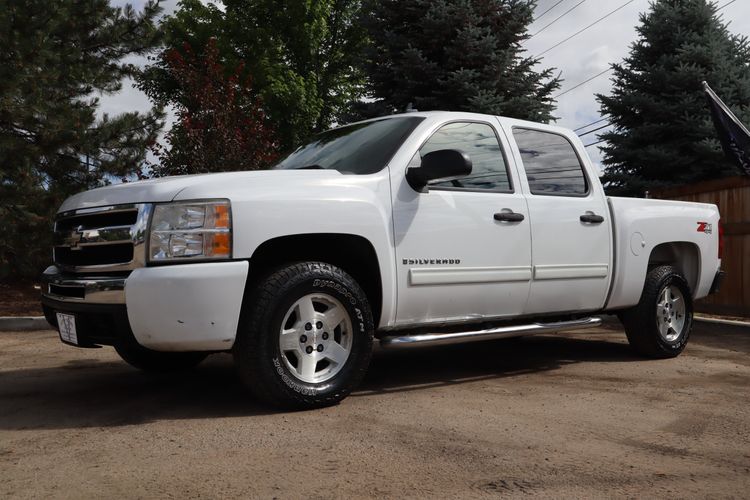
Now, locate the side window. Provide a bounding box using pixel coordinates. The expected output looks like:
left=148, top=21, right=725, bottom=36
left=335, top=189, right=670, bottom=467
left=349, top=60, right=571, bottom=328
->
left=420, top=122, right=512, bottom=192
left=512, top=128, right=588, bottom=196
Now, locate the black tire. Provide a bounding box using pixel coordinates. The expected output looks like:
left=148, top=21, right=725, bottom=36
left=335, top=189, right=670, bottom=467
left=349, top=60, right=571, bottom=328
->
left=620, top=265, right=693, bottom=359
left=114, top=341, right=208, bottom=372
left=233, top=262, right=374, bottom=410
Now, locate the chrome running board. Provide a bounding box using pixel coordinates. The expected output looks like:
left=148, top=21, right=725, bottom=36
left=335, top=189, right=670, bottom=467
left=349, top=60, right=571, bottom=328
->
left=379, top=317, right=602, bottom=349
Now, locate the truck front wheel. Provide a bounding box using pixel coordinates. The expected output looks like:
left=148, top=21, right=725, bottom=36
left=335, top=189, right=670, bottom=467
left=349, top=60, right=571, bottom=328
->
left=234, top=262, right=374, bottom=410
left=620, top=265, right=693, bottom=358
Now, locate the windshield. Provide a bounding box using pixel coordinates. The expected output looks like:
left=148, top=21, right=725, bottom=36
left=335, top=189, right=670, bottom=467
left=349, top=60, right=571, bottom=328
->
left=275, top=116, right=425, bottom=174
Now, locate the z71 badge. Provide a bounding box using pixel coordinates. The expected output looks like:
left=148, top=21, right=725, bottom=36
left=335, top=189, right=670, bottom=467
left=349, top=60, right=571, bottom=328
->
left=697, top=222, right=712, bottom=234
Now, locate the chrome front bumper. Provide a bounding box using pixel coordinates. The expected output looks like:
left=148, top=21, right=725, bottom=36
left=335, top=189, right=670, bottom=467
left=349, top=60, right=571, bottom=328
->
left=41, top=266, right=126, bottom=304
left=40, top=267, right=131, bottom=348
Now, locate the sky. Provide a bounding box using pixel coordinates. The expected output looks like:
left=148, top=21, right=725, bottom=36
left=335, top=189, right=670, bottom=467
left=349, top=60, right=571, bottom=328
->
left=104, top=0, right=750, bottom=171
left=523, top=0, right=749, bottom=169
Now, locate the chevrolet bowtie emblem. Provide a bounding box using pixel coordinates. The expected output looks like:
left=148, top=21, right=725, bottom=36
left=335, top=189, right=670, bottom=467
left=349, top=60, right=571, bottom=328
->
left=70, top=225, right=99, bottom=250
left=70, top=225, right=86, bottom=250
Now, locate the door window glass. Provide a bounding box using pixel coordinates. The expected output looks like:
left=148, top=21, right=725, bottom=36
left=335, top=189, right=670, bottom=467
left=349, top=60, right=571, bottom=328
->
left=512, top=128, right=588, bottom=196
left=420, top=122, right=512, bottom=191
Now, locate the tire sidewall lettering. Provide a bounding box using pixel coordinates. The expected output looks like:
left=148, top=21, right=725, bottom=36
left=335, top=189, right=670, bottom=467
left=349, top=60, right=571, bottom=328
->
left=354, top=307, right=365, bottom=333
left=273, top=356, right=317, bottom=396
left=312, top=279, right=358, bottom=306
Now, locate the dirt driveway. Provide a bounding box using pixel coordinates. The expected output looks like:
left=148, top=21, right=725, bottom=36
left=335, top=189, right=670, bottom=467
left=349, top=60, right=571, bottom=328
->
left=1, top=319, right=749, bottom=499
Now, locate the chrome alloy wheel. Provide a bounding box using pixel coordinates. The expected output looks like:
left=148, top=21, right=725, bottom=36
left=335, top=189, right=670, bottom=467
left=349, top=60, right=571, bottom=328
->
left=278, top=293, right=353, bottom=384
left=656, top=285, right=686, bottom=342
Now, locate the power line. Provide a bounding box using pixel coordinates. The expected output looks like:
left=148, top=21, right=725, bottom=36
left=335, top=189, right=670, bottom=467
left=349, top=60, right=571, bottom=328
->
left=554, top=68, right=613, bottom=98
left=573, top=117, right=610, bottom=132
left=577, top=123, right=611, bottom=137
left=534, top=0, right=568, bottom=22
left=717, top=0, right=737, bottom=11
left=536, top=0, right=637, bottom=57
left=584, top=138, right=607, bottom=148
left=530, top=0, right=588, bottom=39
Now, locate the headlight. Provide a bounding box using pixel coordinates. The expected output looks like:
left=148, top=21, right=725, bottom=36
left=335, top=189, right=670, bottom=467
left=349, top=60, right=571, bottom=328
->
left=149, top=200, right=232, bottom=262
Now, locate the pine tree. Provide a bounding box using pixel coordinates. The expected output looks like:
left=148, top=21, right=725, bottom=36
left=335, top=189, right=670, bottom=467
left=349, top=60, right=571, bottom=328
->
left=0, top=0, right=164, bottom=279
left=358, top=0, right=560, bottom=122
left=598, top=0, right=750, bottom=196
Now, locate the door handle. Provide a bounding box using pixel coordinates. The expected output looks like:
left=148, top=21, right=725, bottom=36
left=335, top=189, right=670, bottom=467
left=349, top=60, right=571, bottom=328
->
left=494, top=211, right=525, bottom=222
left=580, top=213, right=605, bottom=223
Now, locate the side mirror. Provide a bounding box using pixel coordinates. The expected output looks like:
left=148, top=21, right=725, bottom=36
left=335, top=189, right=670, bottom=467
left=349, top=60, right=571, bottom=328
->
left=406, top=149, right=472, bottom=192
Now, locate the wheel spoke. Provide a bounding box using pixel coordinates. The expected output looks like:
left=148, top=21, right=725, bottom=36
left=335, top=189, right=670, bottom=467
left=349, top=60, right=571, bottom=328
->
left=325, top=342, right=350, bottom=366
left=657, top=289, right=667, bottom=308
left=324, top=305, right=347, bottom=329
left=280, top=329, right=301, bottom=352
left=297, top=353, right=318, bottom=380
left=297, top=296, right=317, bottom=323
left=658, top=319, right=669, bottom=337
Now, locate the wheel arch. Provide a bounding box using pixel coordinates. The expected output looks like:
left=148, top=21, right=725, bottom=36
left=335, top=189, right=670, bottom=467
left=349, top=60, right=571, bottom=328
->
left=244, top=233, right=384, bottom=326
left=647, top=241, right=701, bottom=297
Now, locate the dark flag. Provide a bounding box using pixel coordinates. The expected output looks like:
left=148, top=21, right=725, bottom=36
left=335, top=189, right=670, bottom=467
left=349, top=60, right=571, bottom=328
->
left=703, top=81, right=750, bottom=176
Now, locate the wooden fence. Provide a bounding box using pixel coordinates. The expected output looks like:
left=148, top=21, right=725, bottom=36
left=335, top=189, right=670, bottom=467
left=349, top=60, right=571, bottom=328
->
left=650, top=176, right=750, bottom=317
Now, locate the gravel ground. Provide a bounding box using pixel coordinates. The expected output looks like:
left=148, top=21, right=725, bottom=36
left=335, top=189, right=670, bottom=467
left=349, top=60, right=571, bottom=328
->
left=1, top=319, right=749, bottom=499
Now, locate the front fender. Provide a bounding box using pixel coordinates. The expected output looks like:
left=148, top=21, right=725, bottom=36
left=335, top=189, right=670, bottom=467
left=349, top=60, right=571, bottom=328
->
left=174, top=170, right=397, bottom=328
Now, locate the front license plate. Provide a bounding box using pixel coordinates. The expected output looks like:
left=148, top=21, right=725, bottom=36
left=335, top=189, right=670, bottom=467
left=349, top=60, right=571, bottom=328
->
left=55, top=312, right=78, bottom=345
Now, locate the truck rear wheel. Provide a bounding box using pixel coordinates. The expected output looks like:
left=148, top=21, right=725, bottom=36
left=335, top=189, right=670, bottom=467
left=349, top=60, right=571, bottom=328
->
left=234, top=262, right=374, bottom=410
left=114, top=341, right=208, bottom=372
left=620, top=265, right=693, bottom=358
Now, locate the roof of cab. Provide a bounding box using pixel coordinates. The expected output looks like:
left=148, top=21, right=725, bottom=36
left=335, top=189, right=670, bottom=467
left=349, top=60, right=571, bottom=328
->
left=374, top=110, right=574, bottom=137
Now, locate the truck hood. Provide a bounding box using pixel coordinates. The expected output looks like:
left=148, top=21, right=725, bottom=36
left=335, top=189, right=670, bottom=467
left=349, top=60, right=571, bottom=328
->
left=58, top=170, right=344, bottom=213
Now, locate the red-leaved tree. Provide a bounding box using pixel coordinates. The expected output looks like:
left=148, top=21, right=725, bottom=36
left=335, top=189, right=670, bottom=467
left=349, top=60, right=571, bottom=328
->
left=151, top=38, right=279, bottom=176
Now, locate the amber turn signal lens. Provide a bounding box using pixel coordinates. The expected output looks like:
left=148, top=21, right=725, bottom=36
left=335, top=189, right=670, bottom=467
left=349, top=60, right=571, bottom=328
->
left=213, top=204, right=230, bottom=229
left=210, top=232, right=231, bottom=257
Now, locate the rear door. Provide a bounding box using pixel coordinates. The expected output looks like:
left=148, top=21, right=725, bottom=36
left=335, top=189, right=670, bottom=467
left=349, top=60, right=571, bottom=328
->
left=505, top=124, right=612, bottom=314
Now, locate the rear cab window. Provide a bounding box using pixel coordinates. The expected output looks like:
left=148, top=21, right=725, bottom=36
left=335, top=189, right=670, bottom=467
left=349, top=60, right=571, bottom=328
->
left=512, top=128, right=589, bottom=196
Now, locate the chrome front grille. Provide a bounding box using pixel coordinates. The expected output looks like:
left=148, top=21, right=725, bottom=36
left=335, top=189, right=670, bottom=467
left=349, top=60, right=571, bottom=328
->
left=53, top=204, right=152, bottom=273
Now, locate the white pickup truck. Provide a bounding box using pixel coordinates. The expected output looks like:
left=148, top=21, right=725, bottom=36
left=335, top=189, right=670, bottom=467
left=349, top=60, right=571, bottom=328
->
left=42, top=111, right=724, bottom=409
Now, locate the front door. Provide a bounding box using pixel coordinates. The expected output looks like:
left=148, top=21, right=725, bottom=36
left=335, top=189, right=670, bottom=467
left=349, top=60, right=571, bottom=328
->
left=507, top=125, right=612, bottom=315
left=391, top=119, right=532, bottom=326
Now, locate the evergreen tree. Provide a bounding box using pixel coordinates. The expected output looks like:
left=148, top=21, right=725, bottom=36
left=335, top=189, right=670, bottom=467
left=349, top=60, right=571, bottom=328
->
left=358, top=0, right=561, bottom=122
left=598, top=0, right=750, bottom=196
left=0, top=0, right=164, bottom=279
left=138, top=0, right=366, bottom=151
